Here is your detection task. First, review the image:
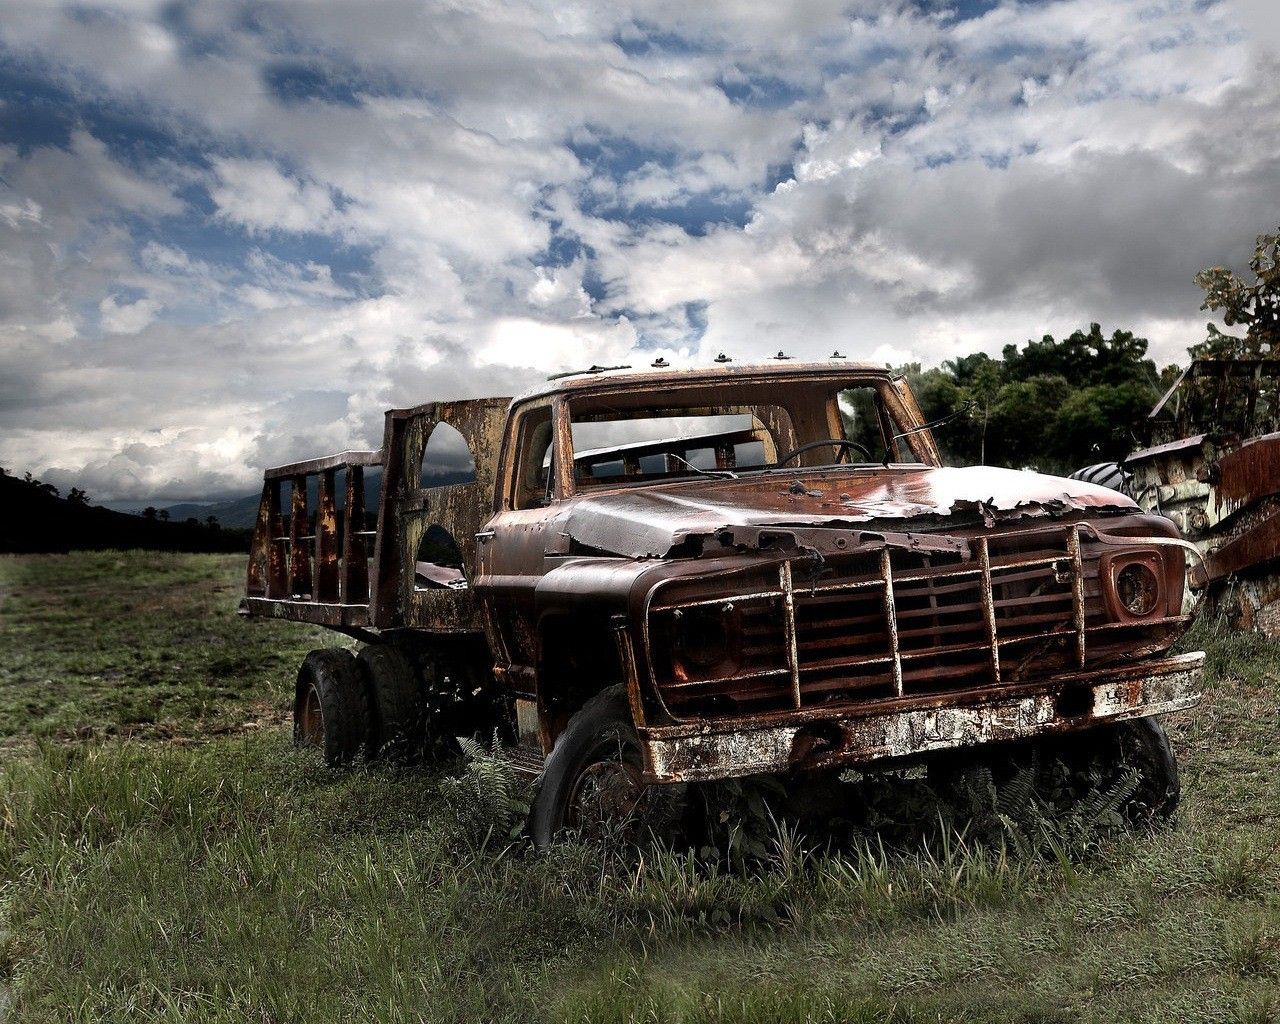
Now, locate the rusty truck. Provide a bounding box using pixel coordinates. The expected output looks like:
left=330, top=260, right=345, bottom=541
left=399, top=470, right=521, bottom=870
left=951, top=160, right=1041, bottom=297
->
left=242, top=360, right=1204, bottom=844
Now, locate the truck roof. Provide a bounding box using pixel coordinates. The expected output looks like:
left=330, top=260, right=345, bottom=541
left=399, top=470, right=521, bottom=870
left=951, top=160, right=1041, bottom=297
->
left=511, top=358, right=894, bottom=406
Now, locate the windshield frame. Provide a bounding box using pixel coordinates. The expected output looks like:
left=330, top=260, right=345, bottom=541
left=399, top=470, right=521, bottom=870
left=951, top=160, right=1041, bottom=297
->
left=541, top=372, right=939, bottom=499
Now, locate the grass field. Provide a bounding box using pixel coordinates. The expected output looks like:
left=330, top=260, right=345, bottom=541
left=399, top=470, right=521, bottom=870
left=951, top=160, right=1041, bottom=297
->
left=2, top=551, right=1279, bottom=1023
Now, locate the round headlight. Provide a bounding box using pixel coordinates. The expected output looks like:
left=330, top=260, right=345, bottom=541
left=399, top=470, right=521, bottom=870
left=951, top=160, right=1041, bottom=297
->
left=1116, top=562, right=1159, bottom=617
left=672, top=606, right=741, bottom=680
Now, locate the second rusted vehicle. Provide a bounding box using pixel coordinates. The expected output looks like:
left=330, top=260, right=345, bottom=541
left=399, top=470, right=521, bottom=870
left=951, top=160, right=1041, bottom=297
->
left=1126, top=357, right=1280, bottom=635
left=242, top=360, right=1204, bottom=843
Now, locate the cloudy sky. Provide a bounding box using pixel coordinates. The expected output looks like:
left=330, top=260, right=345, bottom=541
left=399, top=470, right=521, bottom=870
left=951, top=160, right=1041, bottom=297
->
left=1, top=0, right=1277, bottom=502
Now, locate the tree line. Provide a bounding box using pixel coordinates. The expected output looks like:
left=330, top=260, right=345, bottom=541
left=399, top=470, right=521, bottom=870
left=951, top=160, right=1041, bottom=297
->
left=882, top=226, right=1280, bottom=474
left=893, top=323, right=1171, bottom=475
left=0, top=467, right=222, bottom=530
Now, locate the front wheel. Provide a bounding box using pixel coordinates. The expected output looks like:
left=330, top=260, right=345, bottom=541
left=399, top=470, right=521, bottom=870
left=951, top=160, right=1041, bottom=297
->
left=1096, top=716, right=1180, bottom=823
left=529, top=686, right=685, bottom=849
left=930, top=715, right=1181, bottom=830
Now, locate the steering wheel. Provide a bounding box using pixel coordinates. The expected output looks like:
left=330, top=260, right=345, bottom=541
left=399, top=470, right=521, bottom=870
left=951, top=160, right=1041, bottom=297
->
left=775, top=438, right=872, bottom=467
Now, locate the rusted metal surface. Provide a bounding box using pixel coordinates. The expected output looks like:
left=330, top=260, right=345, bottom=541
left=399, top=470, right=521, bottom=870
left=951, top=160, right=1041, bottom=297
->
left=244, top=397, right=509, bottom=633
left=779, top=561, right=802, bottom=708
left=315, top=469, right=339, bottom=602
left=264, top=449, right=382, bottom=479
left=1066, top=525, right=1086, bottom=668
left=976, top=536, right=1000, bottom=683
left=341, top=464, right=369, bottom=604
left=640, top=515, right=1188, bottom=728
left=1214, top=432, right=1280, bottom=518
left=372, top=395, right=510, bottom=632
left=244, top=361, right=1202, bottom=779
left=642, top=652, right=1203, bottom=783
left=1127, top=358, right=1280, bottom=634
left=554, top=465, right=1135, bottom=560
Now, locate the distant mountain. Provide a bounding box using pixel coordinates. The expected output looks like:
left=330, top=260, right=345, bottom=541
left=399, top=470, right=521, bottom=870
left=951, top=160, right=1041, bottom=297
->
left=162, top=493, right=263, bottom=530
left=0, top=473, right=251, bottom=554
left=157, top=467, right=473, bottom=530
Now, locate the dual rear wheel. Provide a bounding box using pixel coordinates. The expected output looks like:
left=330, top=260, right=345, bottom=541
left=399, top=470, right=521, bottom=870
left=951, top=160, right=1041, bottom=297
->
left=293, top=645, right=434, bottom=764
left=293, top=659, right=666, bottom=845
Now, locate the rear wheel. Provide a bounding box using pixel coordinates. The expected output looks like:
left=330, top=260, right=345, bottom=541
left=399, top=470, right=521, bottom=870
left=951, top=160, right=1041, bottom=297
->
left=529, top=686, right=685, bottom=848
left=294, top=649, right=369, bottom=766
left=358, top=644, right=425, bottom=761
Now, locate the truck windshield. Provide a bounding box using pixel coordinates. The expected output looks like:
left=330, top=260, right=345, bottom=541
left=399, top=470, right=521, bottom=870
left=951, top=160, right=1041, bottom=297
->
left=562, top=379, right=921, bottom=489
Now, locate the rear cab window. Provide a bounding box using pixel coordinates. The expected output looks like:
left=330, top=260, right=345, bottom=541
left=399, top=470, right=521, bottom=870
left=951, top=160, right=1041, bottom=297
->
left=570, top=411, right=779, bottom=485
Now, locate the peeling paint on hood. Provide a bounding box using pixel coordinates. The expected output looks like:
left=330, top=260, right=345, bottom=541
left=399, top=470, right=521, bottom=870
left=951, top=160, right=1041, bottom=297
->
left=559, top=464, right=1137, bottom=558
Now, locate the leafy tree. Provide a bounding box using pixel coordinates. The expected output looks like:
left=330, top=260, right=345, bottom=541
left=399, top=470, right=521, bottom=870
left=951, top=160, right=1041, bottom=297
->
left=142, top=507, right=158, bottom=520
left=67, top=487, right=90, bottom=506
left=898, top=323, right=1159, bottom=473
left=22, top=472, right=59, bottom=498
left=1002, top=325, right=1153, bottom=389
left=1157, top=229, right=1280, bottom=441
left=1192, top=228, right=1280, bottom=359
left=987, top=375, right=1073, bottom=467
left=158, top=509, right=170, bottom=521
left=1053, top=380, right=1155, bottom=465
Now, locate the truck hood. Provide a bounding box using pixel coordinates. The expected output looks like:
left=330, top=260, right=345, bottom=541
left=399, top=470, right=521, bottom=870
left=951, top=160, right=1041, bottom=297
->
left=558, top=464, right=1135, bottom=558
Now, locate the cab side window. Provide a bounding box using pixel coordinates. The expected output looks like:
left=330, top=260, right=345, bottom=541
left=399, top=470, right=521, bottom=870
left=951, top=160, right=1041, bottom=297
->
left=836, top=387, right=891, bottom=462
left=512, top=406, right=554, bottom=509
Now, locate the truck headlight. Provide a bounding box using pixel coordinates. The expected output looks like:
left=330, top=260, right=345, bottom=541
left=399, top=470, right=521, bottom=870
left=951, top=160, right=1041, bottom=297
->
left=1102, top=551, right=1164, bottom=621
left=1117, top=562, right=1159, bottom=617
left=671, top=604, right=742, bottom=681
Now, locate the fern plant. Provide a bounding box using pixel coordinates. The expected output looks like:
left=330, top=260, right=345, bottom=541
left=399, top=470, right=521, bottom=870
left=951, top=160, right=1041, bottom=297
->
left=439, top=733, right=532, bottom=853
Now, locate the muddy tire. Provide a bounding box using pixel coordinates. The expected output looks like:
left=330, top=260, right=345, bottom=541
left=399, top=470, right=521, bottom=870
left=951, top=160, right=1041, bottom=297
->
left=931, top=715, right=1181, bottom=829
left=1110, top=716, right=1180, bottom=823
left=358, top=644, right=425, bottom=761
left=529, top=685, right=684, bottom=849
left=294, top=649, right=369, bottom=766
left=1035, top=716, right=1180, bottom=826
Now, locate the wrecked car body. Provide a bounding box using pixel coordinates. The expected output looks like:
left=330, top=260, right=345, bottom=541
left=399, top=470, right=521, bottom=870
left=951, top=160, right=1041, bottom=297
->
left=1126, top=358, right=1280, bottom=634
left=242, top=361, right=1203, bottom=841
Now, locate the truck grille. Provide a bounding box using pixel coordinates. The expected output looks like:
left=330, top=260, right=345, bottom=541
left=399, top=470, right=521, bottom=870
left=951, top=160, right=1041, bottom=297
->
left=647, top=523, right=1180, bottom=720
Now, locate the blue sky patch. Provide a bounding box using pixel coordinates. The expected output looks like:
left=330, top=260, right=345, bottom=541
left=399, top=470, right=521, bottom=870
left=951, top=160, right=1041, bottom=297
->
left=568, top=133, right=682, bottom=180
left=718, top=71, right=809, bottom=109
left=263, top=63, right=365, bottom=107
left=0, top=64, right=73, bottom=153
left=537, top=229, right=584, bottom=269
left=612, top=21, right=711, bottom=58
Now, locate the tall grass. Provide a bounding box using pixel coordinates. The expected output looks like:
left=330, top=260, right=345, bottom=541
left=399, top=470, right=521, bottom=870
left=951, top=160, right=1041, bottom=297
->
left=3, top=726, right=1277, bottom=1023
left=3, top=556, right=1280, bottom=1021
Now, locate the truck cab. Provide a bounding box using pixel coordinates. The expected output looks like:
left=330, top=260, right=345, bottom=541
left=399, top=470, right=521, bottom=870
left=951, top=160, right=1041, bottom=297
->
left=243, top=360, right=1203, bottom=843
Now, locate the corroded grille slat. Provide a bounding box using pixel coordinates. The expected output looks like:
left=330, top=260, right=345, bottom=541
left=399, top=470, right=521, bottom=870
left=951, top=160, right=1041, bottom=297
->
left=648, top=522, right=1185, bottom=719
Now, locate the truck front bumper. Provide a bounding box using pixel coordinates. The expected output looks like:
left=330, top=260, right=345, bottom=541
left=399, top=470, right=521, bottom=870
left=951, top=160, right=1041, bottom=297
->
left=640, top=651, right=1204, bottom=783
